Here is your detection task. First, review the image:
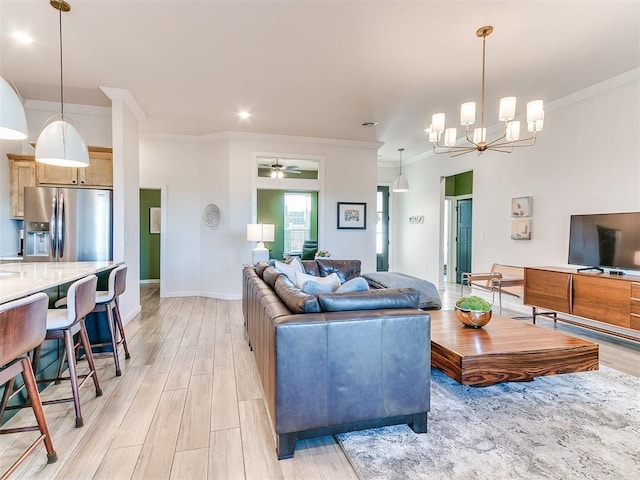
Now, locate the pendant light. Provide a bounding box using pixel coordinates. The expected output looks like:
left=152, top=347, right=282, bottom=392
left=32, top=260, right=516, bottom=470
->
left=0, top=76, right=28, bottom=140
left=35, top=0, right=89, bottom=168
left=391, top=148, right=409, bottom=193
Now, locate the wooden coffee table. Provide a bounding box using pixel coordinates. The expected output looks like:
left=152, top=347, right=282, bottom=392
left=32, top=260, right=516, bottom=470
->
left=429, top=310, right=599, bottom=387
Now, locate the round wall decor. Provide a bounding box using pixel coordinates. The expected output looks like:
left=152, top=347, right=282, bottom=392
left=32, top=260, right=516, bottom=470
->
left=203, top=204, right=220, bottom=227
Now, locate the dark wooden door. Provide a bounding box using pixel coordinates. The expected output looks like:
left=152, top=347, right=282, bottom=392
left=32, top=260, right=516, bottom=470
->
left=456, top=198, right=472, bottom=284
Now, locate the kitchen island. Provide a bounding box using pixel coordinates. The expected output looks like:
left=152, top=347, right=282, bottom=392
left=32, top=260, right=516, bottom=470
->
left=0, top=261, right=121, bottom=416
left=0, top=261, right=119, bottom=304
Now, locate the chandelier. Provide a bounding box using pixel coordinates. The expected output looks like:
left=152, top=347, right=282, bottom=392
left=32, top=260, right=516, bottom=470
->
left=427, top=26, right=544, bottom=157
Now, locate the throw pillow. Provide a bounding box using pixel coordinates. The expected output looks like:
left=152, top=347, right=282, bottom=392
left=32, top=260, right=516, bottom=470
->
left=302, top=279, right=338, bottom=294
left=295, top=271, right=341, bottom=292
left=336, top=276, right=370, bottom=293
left=275, top=257, right=304, bottom=283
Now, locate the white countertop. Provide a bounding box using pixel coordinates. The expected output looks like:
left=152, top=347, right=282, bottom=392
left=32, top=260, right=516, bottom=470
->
left=0, top=261, right=119, bottom=304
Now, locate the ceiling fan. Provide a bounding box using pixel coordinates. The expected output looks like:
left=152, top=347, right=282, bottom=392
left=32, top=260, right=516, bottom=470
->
left=258, top=159, right=302, bottom=178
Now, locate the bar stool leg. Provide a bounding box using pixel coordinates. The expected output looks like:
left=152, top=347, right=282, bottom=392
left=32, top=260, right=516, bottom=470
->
left=105, top=305, right=121, bottom=376
left=78, top=320, right=102, bottom=398
left=114, top=299, right=130, bottom=360
left=0, top=377, right=16, bottom=422
left=63, top=329, right=84, bottom=428
left=20, top=358, right=57, bottom=463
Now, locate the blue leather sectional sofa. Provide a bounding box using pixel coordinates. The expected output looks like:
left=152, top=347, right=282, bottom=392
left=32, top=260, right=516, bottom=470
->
left=242, top=259, right=431, bottom=459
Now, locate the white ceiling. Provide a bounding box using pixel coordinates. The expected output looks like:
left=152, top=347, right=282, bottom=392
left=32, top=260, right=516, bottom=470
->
left=1, top=0, right=638, bottom=163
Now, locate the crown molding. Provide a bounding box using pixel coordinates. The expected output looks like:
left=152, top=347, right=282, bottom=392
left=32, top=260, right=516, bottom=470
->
left=141, top=130, right=383, bottom=149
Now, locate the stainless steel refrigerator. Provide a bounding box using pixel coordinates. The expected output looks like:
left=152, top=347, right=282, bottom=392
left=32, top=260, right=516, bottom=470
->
left=24, top=187, right=113, bottom=262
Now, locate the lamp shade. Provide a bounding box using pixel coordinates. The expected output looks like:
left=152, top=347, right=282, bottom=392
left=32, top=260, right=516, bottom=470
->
left=0, top=76, right=28, bottom=140
left=247, top=223, right=275, bottom=242
left=35, top=118, right=89, bottom=167
left=391, top=174, right=409, bottom=193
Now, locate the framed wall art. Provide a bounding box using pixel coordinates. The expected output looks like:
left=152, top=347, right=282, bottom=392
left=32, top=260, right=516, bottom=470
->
left=149, top=207, right=161, bottom=234
left=511, top=218, right=531, bottom=240
left=511, top=196, right=532, bottom=217
left=337, top=202, right=367, bottom=229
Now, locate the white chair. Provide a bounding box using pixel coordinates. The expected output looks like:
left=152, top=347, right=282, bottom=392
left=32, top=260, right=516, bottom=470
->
left=32, top=275, right=102, bottom=428
left=55, top=265, right=131, bottom=376
left=90, top=265, right=130, bottom=376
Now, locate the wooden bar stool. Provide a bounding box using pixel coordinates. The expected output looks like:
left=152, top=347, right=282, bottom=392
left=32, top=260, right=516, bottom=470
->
left=0, top=293, right=57, bottom=478
left=32, top=274, right=102, bottom=428
left=56, top=265, right=131, bottom=376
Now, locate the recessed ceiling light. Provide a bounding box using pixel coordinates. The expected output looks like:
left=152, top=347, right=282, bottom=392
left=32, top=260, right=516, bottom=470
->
left=12, top=31, right=33, bottom=45
left=238, top=110, right=251, bottom=120
left=361, top=121, right=378, bottom=127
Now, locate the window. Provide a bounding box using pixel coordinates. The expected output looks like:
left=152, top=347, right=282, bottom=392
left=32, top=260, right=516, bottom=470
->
left=284, top=192, right=312, bottom=253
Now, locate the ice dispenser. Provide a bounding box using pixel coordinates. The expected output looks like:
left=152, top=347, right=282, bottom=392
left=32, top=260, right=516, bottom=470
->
left=25, top=222, right=51, bottom=257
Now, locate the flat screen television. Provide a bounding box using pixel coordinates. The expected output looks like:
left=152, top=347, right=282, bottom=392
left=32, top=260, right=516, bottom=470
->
left=568, top=212, right=640, bottom=271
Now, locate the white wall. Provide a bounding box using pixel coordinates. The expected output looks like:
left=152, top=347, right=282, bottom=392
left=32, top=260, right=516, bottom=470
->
left=387, top=71, right=640, bottom=287
left=139, top=136, right=202, bottom=296
left=140, top=132, right=379, bottom=299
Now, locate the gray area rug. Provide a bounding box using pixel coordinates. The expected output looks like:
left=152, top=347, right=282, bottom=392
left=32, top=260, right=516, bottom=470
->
left=337, top=366, right=640, bottom=480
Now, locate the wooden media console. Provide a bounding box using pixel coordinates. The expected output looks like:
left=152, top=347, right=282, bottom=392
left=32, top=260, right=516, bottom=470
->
left=524, top=266, right=640, bottom=341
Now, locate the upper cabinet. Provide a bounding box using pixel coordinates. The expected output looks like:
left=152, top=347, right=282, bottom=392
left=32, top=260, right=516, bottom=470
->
left=6, top=146, right=113, bottom=219
left=7, top=154, right=37, bottom=219
left=36, top=146, right=113, bottom=187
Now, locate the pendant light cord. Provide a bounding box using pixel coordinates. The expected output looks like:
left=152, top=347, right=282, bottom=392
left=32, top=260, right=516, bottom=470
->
left=59, top=5, right=64, bottom=117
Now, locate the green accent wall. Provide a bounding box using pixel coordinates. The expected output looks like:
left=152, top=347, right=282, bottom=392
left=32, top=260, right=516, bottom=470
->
left=257, top=189, right=318, bottom=260
left=445, top=171, right=473, bottom=196
left=140, top=189, right=161, bottom=280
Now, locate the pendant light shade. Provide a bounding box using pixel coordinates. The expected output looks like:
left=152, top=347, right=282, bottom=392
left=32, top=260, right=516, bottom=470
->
left=391, top=148, right=409, bottom=193
left=35, top=118, right=89, bottom=167
left=35, top=0, right=89, bottom=168
left=0, top=76, right=28, bottom=140
left=391, top=173, right=409, bottom=193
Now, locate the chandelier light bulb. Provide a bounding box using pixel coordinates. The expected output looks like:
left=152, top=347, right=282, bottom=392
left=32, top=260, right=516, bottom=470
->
left=460, top=102, right=476, bottom=126
left=527, top=100, right=544, bottom=122
left=473, top=127, right=486, bottom=144
left=444, top=128, right=457, bottom=147
left=498, top=97, right=517, bottom=121
left=432, top=113, right=446, bottom=133
left=506, top=121, right=521, bottom=142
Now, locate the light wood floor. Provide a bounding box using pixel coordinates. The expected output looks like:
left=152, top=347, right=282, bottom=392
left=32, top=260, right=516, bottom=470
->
left=1, top=283, right=639, bottom=479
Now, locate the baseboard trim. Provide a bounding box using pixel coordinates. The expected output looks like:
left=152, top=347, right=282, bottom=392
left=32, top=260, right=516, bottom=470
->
left=122, top=305, right=142, bottom=326
left=140, top=279, right=160, bottom=284
left=158, top=290, right=242, bottom=300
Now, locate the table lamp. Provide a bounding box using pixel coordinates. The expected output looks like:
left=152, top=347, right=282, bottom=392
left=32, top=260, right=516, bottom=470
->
left=247, top=223, right=275, bottom=264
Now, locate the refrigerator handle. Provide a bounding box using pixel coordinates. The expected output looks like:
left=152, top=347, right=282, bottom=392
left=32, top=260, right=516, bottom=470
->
left=58, top=193, right=65, bottom=258
left=50, top=195, right=57, bottom=258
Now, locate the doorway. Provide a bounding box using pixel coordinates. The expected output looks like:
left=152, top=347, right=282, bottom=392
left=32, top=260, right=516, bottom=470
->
left=376, top=186, right=389, bottom=271
left=442, top=171, right=473, bottom=285
left=456, top=198, right=472, bottom=284
left=140, top=189, right=161, bottom=284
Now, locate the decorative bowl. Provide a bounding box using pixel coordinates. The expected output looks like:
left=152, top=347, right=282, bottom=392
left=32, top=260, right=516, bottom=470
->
left=454, top=306, right=492, bottom=328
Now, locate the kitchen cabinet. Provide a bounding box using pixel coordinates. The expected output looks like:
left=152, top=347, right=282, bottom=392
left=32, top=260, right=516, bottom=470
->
left=7, top=154, right=36, bottom=219
left=36, top=146, right=113, bottom=187
left=7, top=147, right=113, bottom=219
